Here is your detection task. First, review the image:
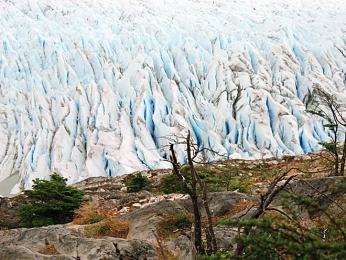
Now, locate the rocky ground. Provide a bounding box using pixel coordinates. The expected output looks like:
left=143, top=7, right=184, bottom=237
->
left=0, top=153, right=345, bottom=259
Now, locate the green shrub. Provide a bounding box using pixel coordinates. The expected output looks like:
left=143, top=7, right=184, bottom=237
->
left=226, top=178, right=251, bottom=193
left=228, top=217, right=346, bottom=259
left=224, top=188, right=346, bottom=259
left=20, top=173, right=84, bottom=227
left=125, top=173, right=150, bottom=193
left=159, top=173, right=186, bottom=194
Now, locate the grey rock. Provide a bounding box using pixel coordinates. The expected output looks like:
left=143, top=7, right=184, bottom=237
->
left=207, top=192, right=248, bottom=217
left=0, top=225, right=157, bottom=260
left=0, top=195, right=27, bottom=229
left=167, top=235, right=193, bottom=260
left=124, top=199, right=187, bottom=242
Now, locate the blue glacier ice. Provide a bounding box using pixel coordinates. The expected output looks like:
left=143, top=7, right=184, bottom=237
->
left=0, top=0, right=345, bottom=195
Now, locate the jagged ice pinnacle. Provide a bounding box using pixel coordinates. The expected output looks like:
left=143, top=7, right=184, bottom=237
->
left=0, top=0, right=345, bottom=195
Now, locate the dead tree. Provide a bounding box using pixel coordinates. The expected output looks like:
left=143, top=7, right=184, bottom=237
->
left=235, top=169, right=298, bottom=255
left=170, top=141, right=204, bottom=255
left=169, top=130, right=219, bottom=255
left=341, top=132, right=346, bottom=175
left=307, top=86, right=346, bottom=176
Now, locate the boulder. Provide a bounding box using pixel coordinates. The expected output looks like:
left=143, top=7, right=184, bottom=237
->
left=0, top=225, right=157, bottom=260
left=0, top=195, right=27, bottom=229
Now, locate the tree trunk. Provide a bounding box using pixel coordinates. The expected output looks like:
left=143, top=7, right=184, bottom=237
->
left=186, top=131, right=205, bottom=255
left=169, top=135, right=205, bottom=255
left=335, top=150, right=340, bottom=176
left=332, top=130, right=340, bottom=176
left=191, top=193, right=204, bottom=254
left=340, top=132, right=346, bottom=176
left=198, top=180, right=217, bottom=254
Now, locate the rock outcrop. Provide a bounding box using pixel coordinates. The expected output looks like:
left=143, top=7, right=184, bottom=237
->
left=0, top=225, right=157, bottom=260
left=0, top=195, right=27, bottom=229
left=1, top=170, right=345, bottom=259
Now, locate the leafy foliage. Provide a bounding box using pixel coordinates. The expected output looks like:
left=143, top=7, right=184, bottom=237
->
left=221, top=188, right=346, bottom=259
left=228, top=217, right=346, bottom=259
left=320, top=141, right=338, bottom=153
left=159, top=173, right=187, bottom=194
left=20, top=173, right=84, bottom=227
left=124, top=173, right=150, bottom=193
left=307, top=86, right=346, bottom=176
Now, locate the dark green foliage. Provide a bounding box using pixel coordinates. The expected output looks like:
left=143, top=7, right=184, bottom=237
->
left=125, top=173, right=150, bottom=193
left=220, top=187, right=346, bottom=260
left=199, top=169, right=251, bottom=193
left=159, top=173, right=187, bottom=194
left=228, top=218, right=346, bottom=260
left=20, top=173, right=84, bottom=227
left=323, top=123, right=338, bottom=129
left=159, top=168, right=252, bottom=194
left=226, top=178, right=251, bottom=193
left=320, top=141, right=338, bottom=153
left=198, top=170, right=226, bottom=192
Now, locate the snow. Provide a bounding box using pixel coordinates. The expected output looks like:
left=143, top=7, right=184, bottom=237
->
left=0, top=0, right=345, bottom=195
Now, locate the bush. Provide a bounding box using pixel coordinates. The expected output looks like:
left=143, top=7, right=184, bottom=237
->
left=73, top=202, right=108, bottom=225
left=157, top=212, right=192, bottom=239
left=223, top=188, right=346, bottom=259
left=20, top=173, right=84, bottom=227
left=159, top=173, right=186, bottom=194
left=84, top=218, right=129, bottom=238
left=226, top=178, right=251, bottom=193
left=125, top=173, right=150, bottom=193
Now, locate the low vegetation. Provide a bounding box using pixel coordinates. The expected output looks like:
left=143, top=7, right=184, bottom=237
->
left=157, top=212, right=193, bottom=239
left=73, top=202, right=129, bottom=239
left=158, top=154, right=328, bottom=196
left=84, top=218, right=129, bottom=239
left=212, top=183, right=346, bottom=259
left=73, top=202, right=108, bottom=225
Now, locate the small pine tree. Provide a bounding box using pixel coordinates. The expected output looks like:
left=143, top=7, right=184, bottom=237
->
left=125, top=173, right=150, bottom=193
left=160, top=173, right=187, bottom=194
left=20, top=173, right=84, bottom=227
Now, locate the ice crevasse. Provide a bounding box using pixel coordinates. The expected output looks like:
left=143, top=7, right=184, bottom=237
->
left=0, top=0, right=345, bottom=195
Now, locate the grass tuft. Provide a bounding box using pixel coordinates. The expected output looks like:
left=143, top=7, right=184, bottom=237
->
left=84, top=218, right=129, bottom=239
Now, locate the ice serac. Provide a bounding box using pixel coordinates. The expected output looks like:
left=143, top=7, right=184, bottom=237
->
left=0, top=0, right=345, bottom=194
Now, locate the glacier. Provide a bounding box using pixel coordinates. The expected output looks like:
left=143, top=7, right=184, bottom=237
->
left=0, top=0, right=345, bottom=195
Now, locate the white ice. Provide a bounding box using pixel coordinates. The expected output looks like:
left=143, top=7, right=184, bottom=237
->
left=0, top=0, right=345, bottom=195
